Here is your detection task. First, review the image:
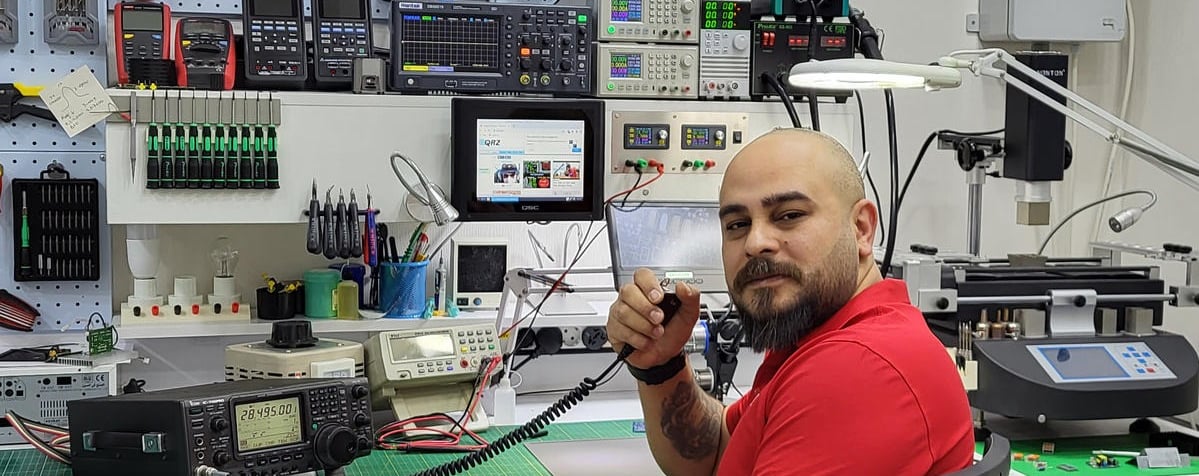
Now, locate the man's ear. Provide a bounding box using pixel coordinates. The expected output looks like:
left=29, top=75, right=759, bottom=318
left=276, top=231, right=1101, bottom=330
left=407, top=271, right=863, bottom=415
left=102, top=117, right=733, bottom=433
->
left=850, top=199, right=879, bottom=259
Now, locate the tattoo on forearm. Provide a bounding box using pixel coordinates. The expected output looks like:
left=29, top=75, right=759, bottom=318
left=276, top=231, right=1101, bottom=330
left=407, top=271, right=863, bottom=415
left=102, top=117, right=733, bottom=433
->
left=660, top=381, right=721, bottom=460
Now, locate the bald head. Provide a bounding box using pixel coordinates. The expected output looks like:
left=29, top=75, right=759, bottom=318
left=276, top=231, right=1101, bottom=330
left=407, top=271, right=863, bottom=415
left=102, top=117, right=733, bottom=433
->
left=722, top=128, right=865, bottom=209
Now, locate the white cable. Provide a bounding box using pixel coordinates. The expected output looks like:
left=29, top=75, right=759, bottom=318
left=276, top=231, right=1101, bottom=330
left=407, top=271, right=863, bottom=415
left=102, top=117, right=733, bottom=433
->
left=1092, top=0, right=1136, bottom=243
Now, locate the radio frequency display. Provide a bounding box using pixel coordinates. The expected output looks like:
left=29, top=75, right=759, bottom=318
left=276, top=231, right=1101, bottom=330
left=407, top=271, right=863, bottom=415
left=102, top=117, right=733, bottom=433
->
left=610, top=53, right=642, bottom=78
left=399, top=14, right=500, bottom=73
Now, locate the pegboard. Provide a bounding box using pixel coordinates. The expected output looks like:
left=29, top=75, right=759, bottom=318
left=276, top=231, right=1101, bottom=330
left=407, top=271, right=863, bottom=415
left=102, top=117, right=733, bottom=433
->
left=0, top=153, right=113, bottom=333
left=0, top=1, right=112, bottom=334
left=105, top=0, right=401, bottom=21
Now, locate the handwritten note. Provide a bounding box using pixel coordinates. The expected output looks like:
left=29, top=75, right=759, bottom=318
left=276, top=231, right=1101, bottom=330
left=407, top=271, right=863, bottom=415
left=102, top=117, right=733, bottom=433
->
left=42, top=67, right=118, bottom=137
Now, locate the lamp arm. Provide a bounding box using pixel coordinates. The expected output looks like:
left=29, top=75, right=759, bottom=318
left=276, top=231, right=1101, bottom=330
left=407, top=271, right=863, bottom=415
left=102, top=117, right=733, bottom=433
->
left=951, top=49, right=1199, bottom=186
left=1037, top=189, right=1155, bottom=256
left=1118, top=137, right=1199, bottom=178
left=390, top=152, right=434, bottom=206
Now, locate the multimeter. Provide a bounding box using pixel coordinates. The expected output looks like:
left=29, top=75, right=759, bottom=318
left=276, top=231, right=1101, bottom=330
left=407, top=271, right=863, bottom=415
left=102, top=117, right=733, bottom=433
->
left=174, top=18, right=236, bottom=90
left=114, top=2, right=170, bottom=85
left=243, top=0, right=308, bottom=88
left=312, top=0, right=373, bottom=88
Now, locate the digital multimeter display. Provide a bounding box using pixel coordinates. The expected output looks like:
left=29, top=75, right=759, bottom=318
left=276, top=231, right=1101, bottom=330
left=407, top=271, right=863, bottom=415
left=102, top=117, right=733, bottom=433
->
left=235, top=396, right=302, bottom=453
left=185, top=21, right=227, bottom=36
left=319, top=0, right=363, bottom=19
left=121, top=10, right=163, bottom=31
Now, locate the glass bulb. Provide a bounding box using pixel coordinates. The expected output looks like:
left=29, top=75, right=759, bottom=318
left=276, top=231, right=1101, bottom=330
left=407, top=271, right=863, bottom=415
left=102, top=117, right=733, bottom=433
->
left=211, top=237, right=240, bottom=278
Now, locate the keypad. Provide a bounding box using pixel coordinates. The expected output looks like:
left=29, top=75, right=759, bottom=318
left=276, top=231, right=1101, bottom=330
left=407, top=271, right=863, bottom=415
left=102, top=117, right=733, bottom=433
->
left=318, top=20, right=369, bottom=77
left=248, top=19, right=303, bottom=75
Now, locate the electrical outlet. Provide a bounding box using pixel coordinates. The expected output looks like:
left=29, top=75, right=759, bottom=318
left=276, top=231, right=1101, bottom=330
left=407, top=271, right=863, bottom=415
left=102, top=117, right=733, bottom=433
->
left=966, top=13, right=981, bottom=33
left=561, top=327, right=582, bottom=347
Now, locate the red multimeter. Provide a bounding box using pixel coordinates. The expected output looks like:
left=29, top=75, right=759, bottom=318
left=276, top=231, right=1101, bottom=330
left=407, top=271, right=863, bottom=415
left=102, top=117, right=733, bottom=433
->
left=114, top=2, right=171, bottom=85
left=173, top=18, right=237, bottom=90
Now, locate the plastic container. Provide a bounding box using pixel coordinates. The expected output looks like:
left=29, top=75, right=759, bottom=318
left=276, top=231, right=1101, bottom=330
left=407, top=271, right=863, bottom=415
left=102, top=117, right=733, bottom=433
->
left=256, top=287, right=300, bottom=321
left=329, top=262, right=367, bottom=305
left=379, top=261, right=429, bottom=318
left=303, top=269, right=341, bottom=318
left=336, top=280, right=359, bottom=319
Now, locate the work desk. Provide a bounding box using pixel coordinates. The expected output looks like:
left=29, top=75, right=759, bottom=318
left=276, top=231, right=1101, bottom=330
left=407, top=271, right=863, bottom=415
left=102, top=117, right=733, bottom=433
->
left=0, top=419, right=657, bottom=476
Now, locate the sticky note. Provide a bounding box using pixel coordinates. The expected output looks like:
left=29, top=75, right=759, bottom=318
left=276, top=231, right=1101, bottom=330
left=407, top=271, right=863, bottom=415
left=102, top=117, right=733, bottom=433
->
left=42, top=67, right=119, bottom=137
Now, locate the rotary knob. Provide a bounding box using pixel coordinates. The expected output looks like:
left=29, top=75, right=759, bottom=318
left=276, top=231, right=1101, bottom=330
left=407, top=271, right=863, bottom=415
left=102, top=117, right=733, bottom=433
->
left=519, top=58, right=532, bottom=70
left=733, top=33, right=750, bottom=50
left=715, top=130, right=725, bottom=141
left=354, top=412, right=371, bottom=427
left=681, top=55, right=694, bottom=68
left=210, top=417, right=229, bottom=433
left=213, top=451, right=231, bottom=466
left=351, top=385, right=369, bottom=399
left=559, top=60, right=572, bottom=71
left=540, top=58, right=553, bottom=70
left=315, top=426, right=359, bottom=469
left=657, top=130, right=669, bottom=141
left=681, top=0, right=695, bottom=13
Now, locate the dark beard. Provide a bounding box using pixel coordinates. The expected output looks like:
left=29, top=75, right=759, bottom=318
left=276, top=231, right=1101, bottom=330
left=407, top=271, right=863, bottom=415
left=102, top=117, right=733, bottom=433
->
left=731, top=240, right=858, bottom=353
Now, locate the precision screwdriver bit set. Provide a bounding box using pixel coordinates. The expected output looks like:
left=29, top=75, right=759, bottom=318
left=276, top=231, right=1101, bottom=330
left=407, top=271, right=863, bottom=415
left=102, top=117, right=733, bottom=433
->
left=133, top=90, right=281, bottom=190
left=10, top=164, right=101, bottom=282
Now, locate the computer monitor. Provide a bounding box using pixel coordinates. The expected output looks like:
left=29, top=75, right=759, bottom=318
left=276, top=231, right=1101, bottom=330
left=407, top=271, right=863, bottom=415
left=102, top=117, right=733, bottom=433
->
left=450, top=97, right=605, bottom=222
left=606, top=202, right=728, bottom=294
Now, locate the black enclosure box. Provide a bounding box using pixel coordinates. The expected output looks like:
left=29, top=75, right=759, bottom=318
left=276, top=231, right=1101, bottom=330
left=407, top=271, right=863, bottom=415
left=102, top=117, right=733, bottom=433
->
left=1003, top=52, right=1068, bottom=181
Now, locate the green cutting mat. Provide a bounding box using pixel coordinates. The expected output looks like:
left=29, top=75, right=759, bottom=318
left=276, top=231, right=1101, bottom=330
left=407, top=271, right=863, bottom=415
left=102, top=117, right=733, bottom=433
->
left=975, top=433, right=1199, bottom=475
left=0, top=419, right=644, bottom=476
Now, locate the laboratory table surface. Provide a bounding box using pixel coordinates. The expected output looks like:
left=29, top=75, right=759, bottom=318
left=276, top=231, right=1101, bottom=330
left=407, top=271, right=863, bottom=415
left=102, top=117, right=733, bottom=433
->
left=6, top=417, right=1199, bottom=475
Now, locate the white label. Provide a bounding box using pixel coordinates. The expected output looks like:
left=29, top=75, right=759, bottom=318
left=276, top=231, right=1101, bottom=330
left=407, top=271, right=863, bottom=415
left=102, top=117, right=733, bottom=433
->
left=42, top=67, right=119, bottom=138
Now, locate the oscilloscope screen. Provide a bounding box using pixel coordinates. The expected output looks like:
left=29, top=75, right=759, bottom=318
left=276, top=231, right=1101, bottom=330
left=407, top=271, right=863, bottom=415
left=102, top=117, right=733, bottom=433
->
left=398, top=13, right=502, bottom=74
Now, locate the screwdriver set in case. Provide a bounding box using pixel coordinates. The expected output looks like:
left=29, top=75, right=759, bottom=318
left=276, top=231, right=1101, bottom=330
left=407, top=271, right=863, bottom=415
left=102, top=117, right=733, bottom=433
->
left=10, top=164, right=101, bottom=282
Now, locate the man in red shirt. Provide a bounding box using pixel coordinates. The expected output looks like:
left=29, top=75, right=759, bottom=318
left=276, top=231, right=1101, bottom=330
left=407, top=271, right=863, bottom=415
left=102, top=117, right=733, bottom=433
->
left=606, top=128, right=975, bottom=475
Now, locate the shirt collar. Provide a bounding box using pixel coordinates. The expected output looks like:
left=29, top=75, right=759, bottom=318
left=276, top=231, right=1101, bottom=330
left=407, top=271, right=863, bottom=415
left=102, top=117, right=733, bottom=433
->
left=751, top=278, right=912, bottom=386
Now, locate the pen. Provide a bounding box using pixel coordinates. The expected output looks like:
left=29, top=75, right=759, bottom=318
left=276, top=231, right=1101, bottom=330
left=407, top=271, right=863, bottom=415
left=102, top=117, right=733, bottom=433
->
left=389, top=236, right=399, bottom=263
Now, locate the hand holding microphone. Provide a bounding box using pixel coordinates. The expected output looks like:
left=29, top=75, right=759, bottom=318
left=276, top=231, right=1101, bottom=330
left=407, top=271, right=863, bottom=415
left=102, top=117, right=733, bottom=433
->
left=606, top=268, right=702, bottom=370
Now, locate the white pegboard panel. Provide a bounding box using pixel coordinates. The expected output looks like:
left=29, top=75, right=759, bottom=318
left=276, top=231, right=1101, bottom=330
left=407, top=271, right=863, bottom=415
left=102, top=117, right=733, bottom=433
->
left=106, top=1, right=398, bottom=21
left=0, top=1, right=113, bottom=334
left=0, top=0, right=108, bottom=153
left=0, top=152, right=114, bottom=333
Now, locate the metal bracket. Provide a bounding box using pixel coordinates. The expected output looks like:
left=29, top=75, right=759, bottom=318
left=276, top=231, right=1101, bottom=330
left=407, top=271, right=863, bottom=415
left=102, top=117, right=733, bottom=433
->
left=1048, top=289, right=1097, bottom=337
left=901, top=258, right=958, bottom=312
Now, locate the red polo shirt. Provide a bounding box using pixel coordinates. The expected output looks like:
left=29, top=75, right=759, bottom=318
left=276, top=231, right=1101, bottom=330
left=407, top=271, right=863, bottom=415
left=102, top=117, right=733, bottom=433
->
left=716, top=279, right=974, bottom=476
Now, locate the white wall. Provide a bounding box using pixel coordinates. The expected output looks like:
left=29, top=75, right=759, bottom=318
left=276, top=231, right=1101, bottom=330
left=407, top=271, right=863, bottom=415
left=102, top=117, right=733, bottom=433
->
left=88, top=0, right=1199, bottom=420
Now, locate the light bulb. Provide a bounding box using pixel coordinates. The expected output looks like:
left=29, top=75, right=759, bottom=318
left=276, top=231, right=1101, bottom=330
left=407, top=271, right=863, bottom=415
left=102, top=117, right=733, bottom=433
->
left=211, top=237, right=240, bottom=278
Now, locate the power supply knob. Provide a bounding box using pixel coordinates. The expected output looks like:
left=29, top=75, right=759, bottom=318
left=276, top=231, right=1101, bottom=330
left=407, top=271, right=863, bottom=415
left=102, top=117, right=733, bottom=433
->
left=681, top=55, right=694, bottom=68
left=715, top=130, right=725, bottom=141
left=213, top=451, right=231, bottom=466
left=210, top=417, right=229, bottom=433
left=681, top=0, right=695, bottom=13
left=351, top=385, right=369, bottom=399
left=733, top=34, right=750, bottom=50
left=315, top=426, right=359, bottom=469
left=657, top=130, right=669, bottom=141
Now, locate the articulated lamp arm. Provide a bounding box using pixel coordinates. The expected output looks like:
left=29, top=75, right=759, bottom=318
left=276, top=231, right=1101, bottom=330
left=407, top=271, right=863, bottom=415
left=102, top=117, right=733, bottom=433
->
left=941, top=49, right=1199, bottom=192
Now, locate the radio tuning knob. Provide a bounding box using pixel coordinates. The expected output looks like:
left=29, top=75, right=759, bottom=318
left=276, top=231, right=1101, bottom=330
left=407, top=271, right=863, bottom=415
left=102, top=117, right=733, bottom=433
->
left=210, top=417, right=229, bottom=432
left=681, top=0, right=695, bottom=13
left=315, top=426, right=359, bottom=469
left=213, top=451, right=231, bottom=466
left=354, top=412, right=371, bottom=427
left=351, top=385, right=369, bottom=399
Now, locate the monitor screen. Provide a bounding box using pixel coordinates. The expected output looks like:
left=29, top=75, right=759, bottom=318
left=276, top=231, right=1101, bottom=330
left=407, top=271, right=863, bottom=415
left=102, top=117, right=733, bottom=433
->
left=607, top=202, right=727, bottom=293
left=452, top=98, right=605, bottom=222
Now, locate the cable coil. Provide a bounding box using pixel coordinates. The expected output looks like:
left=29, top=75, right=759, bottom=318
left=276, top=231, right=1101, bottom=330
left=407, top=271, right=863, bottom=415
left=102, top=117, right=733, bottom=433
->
left=413, top=357, right=623, bottom=476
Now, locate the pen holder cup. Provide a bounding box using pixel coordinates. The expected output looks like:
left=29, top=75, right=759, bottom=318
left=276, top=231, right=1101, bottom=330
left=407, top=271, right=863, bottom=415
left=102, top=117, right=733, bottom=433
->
left=257, top=287, right=302, bottom=320
left=379, top=262, right=429, bottom=318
